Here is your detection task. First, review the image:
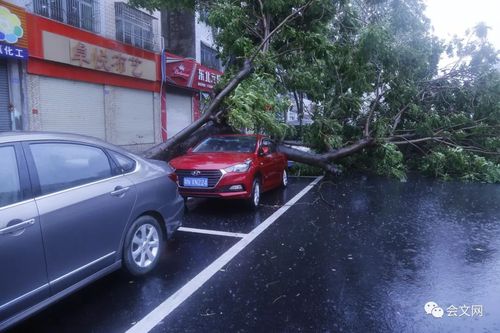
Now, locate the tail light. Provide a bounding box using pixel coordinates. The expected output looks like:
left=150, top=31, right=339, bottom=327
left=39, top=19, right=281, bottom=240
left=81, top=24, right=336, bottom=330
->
left=165, top=162, right=178, bottom=183
left=168, top=172, right=178, bottom=183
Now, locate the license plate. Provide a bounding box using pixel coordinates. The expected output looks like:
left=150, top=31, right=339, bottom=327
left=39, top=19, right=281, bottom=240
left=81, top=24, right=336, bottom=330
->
left=183, top=177, right=208, bottom=187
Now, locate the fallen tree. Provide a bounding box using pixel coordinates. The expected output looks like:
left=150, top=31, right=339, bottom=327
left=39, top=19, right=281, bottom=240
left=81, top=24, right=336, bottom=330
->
left=137, top=0, right=499, bottom=182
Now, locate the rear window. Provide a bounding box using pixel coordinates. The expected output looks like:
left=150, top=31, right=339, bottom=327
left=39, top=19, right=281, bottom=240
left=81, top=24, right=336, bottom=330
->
left=0, top=146, right=22, bottom=207
left=193, top=136, right=257, bottom=153
left=109, top=150, right=136, bottom=174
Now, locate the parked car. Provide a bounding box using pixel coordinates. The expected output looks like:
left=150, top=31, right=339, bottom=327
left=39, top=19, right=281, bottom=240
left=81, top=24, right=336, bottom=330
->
left=0, top=132, right=183, bottom=330
left=169, top=134, right=288, bottom=208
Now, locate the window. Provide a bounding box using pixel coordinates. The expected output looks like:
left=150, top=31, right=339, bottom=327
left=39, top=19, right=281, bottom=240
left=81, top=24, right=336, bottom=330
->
left=200, top=92, right=211, bottom=113
left=200, top=43, right=220, bottom=70
left=193, top=136, right=257, bottom=153
left=115, top=2, right=157, bottom=51
left=108, top=150, right=136, bottom=174
left=0, top=147, right=22, bottom=207
left=30, top=143, right=112, bottom=195
left=33, top=0, right=100, bottom=33
left=198, top=7, right=209, bottom=22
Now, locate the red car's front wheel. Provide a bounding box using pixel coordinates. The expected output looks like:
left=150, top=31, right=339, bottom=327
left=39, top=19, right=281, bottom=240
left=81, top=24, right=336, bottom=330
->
left=282, top=169, right=289, bottom=188
left=247, top=177, right=261, bottom=209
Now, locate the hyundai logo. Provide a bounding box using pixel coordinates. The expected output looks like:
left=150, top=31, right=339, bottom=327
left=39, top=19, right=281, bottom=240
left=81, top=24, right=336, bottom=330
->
left=191, top=170, right=201, bottom=176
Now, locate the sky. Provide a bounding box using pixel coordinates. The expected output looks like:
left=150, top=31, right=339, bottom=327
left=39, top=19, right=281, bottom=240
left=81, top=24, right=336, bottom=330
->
left=425, top=0, right=500, bottom=48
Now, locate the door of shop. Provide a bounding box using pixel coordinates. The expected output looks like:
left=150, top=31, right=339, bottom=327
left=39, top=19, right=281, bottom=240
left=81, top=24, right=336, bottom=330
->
left=166, top=92, right=192, bottom=138
left=0, top=61, right=11, bottom=132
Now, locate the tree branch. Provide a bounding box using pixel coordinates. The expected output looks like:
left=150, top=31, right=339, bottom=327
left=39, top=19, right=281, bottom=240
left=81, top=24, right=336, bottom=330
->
left=388, top=136, right=444, bottom=145
left=257, top=0, right=271, bottom=52
left=250, top=0, right=314, bottom=62
left=364, top=69, right=383, bottom=137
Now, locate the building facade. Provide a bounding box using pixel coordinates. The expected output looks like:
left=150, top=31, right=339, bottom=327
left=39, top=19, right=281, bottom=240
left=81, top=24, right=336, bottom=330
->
left=162, top=51, right=222, bottom=139
left=0, top=0, right=222, bottom=152
left=160, top=8, right=221, bottom=139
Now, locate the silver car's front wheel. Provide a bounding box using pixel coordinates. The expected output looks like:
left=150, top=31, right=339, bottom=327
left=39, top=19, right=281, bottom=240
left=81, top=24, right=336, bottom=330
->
left=131, top=224, right=160, bottom=268
left=123, top=216, right=164, bottom=276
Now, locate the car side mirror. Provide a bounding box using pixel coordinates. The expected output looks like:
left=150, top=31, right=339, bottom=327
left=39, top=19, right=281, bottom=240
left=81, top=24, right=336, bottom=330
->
left=259, top=146, right=270, bottom=156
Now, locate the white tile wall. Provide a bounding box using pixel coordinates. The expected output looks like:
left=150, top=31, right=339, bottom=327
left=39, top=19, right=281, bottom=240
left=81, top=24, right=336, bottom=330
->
left=194, top=12, right=216, bottom=63
left=102, top=0, right=161, bottom=49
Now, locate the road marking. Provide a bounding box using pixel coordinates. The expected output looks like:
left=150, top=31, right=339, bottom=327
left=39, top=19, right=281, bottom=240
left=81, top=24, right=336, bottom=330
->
left=126, top=176, right=323, bottom=333
left=178, top=227, right=247, bottom=238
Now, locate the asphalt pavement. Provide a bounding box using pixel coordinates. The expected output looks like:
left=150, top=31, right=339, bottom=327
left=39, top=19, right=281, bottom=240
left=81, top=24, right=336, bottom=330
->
left=8, top=175, right=500, bottom=333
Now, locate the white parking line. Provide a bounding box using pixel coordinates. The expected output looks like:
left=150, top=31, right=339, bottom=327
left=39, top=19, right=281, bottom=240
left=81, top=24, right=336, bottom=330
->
left=126, top=176, right=323, bottom=333
left=178, top=227, right=247, bottom=238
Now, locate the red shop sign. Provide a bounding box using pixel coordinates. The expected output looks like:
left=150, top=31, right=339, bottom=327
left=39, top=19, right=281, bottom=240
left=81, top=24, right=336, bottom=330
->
left=165, top=52, right=222, bottom=92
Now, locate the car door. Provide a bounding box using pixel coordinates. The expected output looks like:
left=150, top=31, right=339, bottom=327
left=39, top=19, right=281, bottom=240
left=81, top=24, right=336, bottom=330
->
left=25, top=142, right=137, bottom=293
left=258, top=139, right=278, bottom=190
left=266, top=140, right=282, bottom=186
left=0, top=143, right=49, bottom=326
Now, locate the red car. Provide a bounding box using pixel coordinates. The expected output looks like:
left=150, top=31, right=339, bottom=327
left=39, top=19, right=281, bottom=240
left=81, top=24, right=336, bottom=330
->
left=169, top=134, right=288, bottom=208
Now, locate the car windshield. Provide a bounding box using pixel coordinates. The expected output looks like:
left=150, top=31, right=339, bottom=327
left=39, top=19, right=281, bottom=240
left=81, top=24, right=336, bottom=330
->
left=193, top=136, right=257, bottom=153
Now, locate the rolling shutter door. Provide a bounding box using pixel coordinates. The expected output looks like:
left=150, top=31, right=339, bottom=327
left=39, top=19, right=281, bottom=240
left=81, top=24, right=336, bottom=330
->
left=166, top=92, right=192, bottom=138
left=38, top=77, right=105, bottom=139
left=0, top=61, right=10, bottom=131
left=111, top=87, right=155, bottom=145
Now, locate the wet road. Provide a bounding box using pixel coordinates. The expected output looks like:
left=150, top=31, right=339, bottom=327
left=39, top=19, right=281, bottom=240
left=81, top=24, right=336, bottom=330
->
left=8, top=176, right=500, bottom=333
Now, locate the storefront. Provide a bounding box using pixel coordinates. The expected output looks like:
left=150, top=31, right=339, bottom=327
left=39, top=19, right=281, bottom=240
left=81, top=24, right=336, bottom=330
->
left=0, top=0, right=29, bottom=132
left=25, top=13, right=162, bottom=152
left=163, top=52, right=223, bottom=139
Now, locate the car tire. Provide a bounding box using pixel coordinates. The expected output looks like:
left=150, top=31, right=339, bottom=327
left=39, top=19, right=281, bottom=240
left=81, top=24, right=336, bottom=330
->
left=281, top=169, right=289, bottom=188
left=247, top=177, right=261, bottom=209
left=123, top=216, right=164, bottom=276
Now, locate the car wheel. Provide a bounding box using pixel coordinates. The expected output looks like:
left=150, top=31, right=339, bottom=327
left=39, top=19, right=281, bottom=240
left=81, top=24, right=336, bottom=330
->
left=247, top=178, right=261, bottom=209
left=123, top=216, right=163, bottom=276
left=282, top=169, right=289, bottom=188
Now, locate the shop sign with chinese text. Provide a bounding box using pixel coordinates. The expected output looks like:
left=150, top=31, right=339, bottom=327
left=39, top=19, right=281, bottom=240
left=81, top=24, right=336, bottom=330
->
left=165, top=53, right=222, bottom=92
left=42, top=31, right=156, bottom=81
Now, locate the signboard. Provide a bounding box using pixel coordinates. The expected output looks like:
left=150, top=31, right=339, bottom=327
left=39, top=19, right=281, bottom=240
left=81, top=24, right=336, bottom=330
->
left=0, top=43, right=27, bottom=59
left=0, top=1, right=28, bottom=60
left=165, top=53, right=222, bottom=92
left=42, top=31, right=156, bottom=81
left=197, top=67, right=221, bottom=90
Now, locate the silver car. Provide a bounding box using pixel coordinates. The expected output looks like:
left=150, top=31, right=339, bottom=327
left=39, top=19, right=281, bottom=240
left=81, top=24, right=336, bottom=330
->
left=0, top=132, right=183, bottom=330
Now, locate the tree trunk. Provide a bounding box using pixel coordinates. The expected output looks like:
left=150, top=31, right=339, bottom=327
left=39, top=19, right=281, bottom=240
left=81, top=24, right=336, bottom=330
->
left=147, top=121, right=236, bottom=161
left=278, top=137, right=375, bottom=173
left=142, top=60, right=253, bottom=160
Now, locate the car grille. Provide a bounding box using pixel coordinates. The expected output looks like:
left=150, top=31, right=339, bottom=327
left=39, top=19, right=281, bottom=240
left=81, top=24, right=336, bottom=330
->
left=175, top=169, right=223, bottom=188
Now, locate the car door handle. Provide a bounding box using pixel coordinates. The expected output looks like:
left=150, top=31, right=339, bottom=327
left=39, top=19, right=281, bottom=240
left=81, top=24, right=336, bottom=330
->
left=110, top=186, right=130, bottom=197
left=0, top=219, right=36, bottom=236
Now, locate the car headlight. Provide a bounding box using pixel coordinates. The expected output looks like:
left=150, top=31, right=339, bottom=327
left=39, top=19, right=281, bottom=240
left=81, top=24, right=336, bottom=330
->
left=224, top=160, right=252, bottom=173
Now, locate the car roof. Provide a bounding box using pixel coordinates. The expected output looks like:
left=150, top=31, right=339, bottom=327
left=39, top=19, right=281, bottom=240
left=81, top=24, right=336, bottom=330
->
left=0, top=131, right=132, bottom=155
